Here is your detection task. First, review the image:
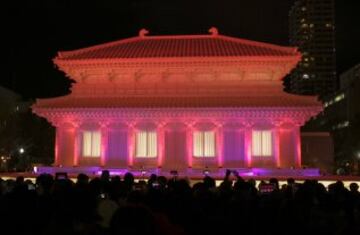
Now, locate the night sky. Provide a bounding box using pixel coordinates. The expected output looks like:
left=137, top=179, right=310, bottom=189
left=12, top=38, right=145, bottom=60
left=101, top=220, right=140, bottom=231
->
left=2, top=0, right=360, bottom=99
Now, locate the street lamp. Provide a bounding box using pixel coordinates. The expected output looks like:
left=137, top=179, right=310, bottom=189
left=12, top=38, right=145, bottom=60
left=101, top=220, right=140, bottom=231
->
left=17, top=147, right=28, bottom=172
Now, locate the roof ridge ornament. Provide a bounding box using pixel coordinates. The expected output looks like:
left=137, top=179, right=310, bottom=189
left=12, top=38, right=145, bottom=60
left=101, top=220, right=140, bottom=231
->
left=208, top=27, right=219, bottom=36
left=139, top=28, right=149, bottom=38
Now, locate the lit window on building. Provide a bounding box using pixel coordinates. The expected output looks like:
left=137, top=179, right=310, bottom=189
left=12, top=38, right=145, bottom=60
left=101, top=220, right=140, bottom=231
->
left=309, top=23, right=314, bottom=28
left=252, top=130, right=272, bottom=157
left=301, top=6, right=307, bottom=11
left=193, top=131, right=216, bottom=157
left=301, top=23, right=308, bottom=28
left=334, top=93, right=345, bottom=102
left=136, top=131, right=157, bottom=157
left=333, top=121, right=350, bottom=130
left=302, top=74, right=310, bottom=79
left=82, top=131, right=101, bottom=157
left=325, top=23, right=332, bottom=28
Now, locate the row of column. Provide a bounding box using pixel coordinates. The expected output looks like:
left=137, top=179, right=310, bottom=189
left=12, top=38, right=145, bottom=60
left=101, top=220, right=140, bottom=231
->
left=55, top=121, right=302, bottom=168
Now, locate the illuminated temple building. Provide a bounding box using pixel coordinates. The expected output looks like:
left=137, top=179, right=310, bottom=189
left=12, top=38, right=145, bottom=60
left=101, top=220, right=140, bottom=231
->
left=33, top=28, right=322, bottom=177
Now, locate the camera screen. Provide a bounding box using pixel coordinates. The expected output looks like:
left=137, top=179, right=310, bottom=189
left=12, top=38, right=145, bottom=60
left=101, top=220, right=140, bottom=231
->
left=55, top=172, right=68, bottom=180
left=259, top=184, right=275, bottom=194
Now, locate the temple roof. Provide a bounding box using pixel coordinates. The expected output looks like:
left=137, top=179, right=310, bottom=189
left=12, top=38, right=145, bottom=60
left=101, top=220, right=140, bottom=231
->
left=56, top=28, right=300, bottom=61
left=34, top=94, right=321, bottom=109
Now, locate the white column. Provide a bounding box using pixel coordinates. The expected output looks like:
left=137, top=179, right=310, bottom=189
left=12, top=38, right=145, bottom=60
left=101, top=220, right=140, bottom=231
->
left=186, top=123, right=194, bottom=168
left=216, top=123, right=224, bottom=168
left=157, top=122, right=166, bottom=168
left=272, top=122, right=281, bottom=168
left=293, top=124, right=302, bottom=168
left=127, top=123, right=135, bottom=167
left=73, top=123, right=80, bottom=167
left=244, top=122, right=253, bottom=168
left=100, top=123, right=109, bottom=167
left=54, top=125, right=61, bottom=166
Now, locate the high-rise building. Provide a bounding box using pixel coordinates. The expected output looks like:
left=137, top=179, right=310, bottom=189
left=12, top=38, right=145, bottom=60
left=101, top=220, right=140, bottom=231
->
left=288, top=0, right=336, bottom=97
left=304, top=64, right=360, bottom=173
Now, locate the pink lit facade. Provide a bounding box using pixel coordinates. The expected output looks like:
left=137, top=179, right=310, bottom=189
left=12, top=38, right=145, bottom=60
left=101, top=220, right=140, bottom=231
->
left=33, top=28, right=322, bottom=176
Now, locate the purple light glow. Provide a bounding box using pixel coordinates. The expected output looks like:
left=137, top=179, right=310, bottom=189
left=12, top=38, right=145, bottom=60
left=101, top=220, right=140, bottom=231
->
left=36, top=166, right=320, bottom=177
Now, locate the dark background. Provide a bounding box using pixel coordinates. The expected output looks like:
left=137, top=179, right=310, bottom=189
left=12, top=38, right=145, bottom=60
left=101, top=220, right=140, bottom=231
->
left=1, top=0, right=360, bottom=99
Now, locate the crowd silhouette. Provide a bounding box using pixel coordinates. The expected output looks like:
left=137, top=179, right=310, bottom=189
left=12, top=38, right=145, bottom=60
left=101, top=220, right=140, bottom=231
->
left=0, top=170, right=359, bottom=235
